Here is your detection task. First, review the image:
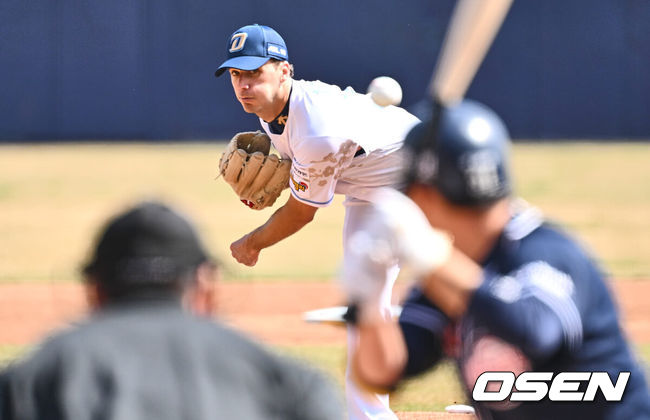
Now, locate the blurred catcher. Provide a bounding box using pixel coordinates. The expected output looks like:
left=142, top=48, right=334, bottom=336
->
left=0, top=201, right=342, bottom=420
left=340, top=100, right=650, bottom=419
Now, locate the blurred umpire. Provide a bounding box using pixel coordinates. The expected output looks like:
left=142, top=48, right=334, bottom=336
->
left=339, top=100, right=650, bottom=419
left=0, top=201, right=341, bottom=420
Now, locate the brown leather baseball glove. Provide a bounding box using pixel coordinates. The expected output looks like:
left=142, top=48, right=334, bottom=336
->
left=218, top=131, right=291, bottom=210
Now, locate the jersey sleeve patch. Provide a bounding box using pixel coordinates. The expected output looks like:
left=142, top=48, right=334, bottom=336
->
left=289, top=158, right=332, bottom=206
left=289, top=139, right=358, bottom=207
left=290, top=165, right=310, bottom=192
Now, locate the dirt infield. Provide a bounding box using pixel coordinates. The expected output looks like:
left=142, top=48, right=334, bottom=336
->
left=1, top=280, right=648, bottom=346
left=1, top=280, right=648, bottom=420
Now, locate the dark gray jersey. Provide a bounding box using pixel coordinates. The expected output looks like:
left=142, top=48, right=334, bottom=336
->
left=1, top=301, right=342, bottom=420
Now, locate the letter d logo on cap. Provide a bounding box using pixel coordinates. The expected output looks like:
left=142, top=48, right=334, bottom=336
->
left=229, top=33, right=248, bottom=52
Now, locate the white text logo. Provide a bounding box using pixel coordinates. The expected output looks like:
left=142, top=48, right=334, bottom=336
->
left=472, top=371, right=630, bottom=402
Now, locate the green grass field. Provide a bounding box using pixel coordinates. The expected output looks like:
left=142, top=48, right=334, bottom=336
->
left=278, top=343, right=650, bottom=412
left=1, top=142, right=648, bottom=283
left=1, top=141, right=649, bottom=411
left=277, top=345, right=469, bottom=411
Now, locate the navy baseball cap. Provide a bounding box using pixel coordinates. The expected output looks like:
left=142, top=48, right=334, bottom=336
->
left=83, top=201, right=211, bottom=293
left=215, top=24, right=289, bottom=77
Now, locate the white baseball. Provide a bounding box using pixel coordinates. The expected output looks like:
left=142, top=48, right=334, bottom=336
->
left=367, top=76, right=403, bottom=107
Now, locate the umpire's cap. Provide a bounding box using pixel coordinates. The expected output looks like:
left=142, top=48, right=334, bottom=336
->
left=83, top=201, right=210, bottom=296
left=403, top=100, right=511, bottom=206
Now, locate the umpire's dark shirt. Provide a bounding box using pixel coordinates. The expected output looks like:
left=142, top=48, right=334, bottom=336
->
left=0, top=300, right=341, bottom=420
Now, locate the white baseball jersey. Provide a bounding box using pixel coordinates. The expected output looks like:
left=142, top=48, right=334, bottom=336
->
left=260, top=79, right=420, bottom=207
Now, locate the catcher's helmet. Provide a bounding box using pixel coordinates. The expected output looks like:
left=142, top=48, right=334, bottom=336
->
left=403, top=100, right=511, bottom=206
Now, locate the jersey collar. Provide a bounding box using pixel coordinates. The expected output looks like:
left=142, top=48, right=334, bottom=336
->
left=504, top=199, right=544, bottom=241
left=268, top=86, right=292, bottom=135
left=481, top=199, right=544, bottom=267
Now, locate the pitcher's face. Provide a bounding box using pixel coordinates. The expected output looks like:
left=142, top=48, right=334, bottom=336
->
left=229, top=61, right=285, bottom=117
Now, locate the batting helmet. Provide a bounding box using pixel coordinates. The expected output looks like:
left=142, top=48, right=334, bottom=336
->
left=403, top=100, right=511, bottom=206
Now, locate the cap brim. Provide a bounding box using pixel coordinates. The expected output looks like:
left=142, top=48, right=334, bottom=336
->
left=214, top=56, right=271, bottom=77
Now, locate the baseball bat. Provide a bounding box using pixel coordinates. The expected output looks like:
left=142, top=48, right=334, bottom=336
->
left=429, top=0, right=514, bottom=105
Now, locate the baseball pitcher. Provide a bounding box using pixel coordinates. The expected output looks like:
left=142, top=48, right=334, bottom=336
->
left=215, top=24, right=420, bottom=420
